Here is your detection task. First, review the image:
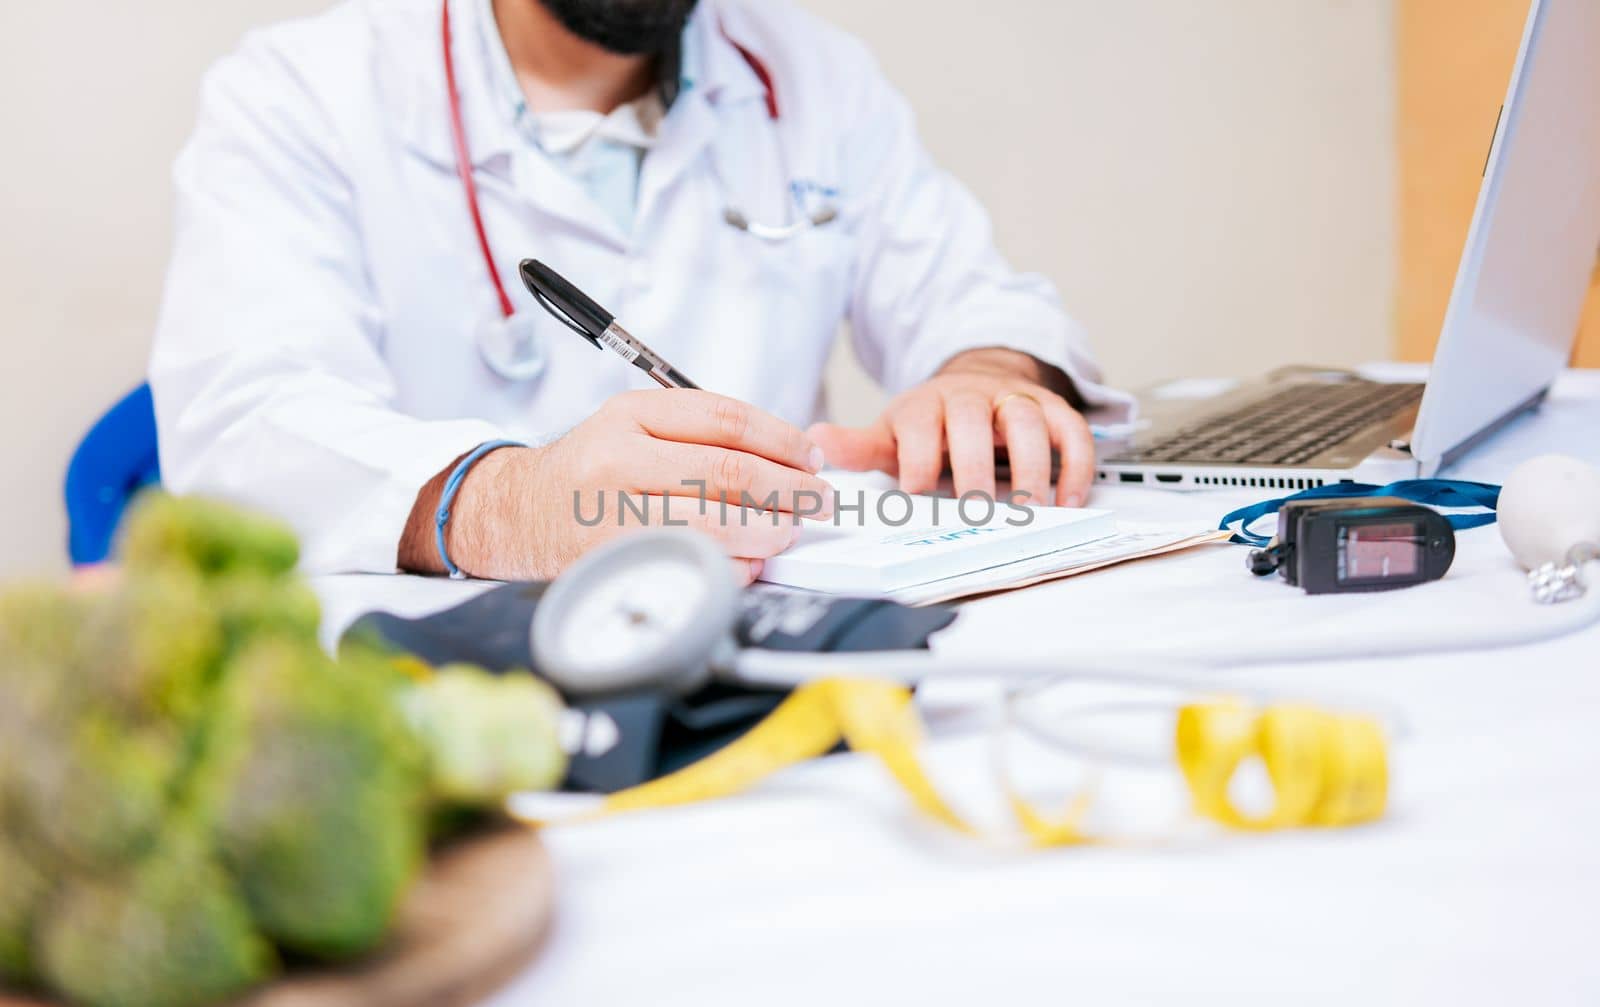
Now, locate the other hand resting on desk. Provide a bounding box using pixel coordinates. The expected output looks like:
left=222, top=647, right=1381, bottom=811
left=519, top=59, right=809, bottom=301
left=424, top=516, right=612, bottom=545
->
left=810, top=347, right=1096, bottom=508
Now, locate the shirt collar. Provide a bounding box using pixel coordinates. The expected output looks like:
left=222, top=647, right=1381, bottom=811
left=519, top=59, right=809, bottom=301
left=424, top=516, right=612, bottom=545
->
left=478, top=0, right=667, bottom=153
left=475, top=0, right=713, bottom=127
left=397, top=0, right=772, bottom=169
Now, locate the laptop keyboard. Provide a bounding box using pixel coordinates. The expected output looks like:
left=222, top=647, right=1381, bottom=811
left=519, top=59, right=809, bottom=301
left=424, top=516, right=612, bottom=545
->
left=1121, top=381, right=1424, bottom=466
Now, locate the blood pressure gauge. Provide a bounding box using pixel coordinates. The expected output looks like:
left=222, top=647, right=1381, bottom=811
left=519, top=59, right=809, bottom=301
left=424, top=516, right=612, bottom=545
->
left=531, top=530, right=741, bottom=697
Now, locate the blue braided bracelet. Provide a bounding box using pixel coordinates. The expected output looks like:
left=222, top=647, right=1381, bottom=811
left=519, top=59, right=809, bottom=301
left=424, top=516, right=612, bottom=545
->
left=435, top=439, right=525, bottom=578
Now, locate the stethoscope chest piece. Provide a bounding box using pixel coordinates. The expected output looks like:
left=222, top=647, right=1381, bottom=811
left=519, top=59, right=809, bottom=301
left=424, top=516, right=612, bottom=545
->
left=476, top=309, right=547, bottom=382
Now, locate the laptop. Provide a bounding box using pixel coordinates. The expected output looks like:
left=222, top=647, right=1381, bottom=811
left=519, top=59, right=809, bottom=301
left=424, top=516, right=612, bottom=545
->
left=1097, top=0, right=1600, bottom=491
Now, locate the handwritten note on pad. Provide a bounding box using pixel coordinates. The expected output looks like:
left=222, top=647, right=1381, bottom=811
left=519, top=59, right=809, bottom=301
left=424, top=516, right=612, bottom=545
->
left=758, top=491, right=1116, bottom=596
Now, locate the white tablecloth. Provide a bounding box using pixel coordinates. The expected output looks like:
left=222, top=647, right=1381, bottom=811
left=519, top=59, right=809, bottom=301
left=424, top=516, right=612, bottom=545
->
left=316, top=368, right=1600, bottom=1006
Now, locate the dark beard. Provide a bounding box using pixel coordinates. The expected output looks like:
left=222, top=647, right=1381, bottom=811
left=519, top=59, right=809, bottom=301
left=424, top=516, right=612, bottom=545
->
left=535, top=0, right=699, bottom=56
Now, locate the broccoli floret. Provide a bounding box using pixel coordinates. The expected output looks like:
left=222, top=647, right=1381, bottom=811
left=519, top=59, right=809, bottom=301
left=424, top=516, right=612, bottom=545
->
left=0, top=578, right=215, bottom=873
left=0, top=581, right=85, bottom=658
left=80, top=571, right=227, bottom=724
left=211, top=640, right=426, bottom=960
left=0, top=584, right=88, bottom=801
left=402, top=665, right=569, bottom=803
left=0, top=829, right=50, bottom=982
left=0, top=583, right=92, bottom=719
left=118, top=495, right=298, bottom=581
left=35, top=831, right=274, bottom=1007
left=2, top=495, right=571, bottom=1005
left=211, top=573, right=322, bottom=651
left=17, top=715, right=184, bottom=874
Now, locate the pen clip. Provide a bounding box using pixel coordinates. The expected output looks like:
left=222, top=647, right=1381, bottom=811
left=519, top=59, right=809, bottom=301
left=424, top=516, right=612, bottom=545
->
left=519, top=259, right=616, bottom=348
left=528, top=285, right=602, bottom=349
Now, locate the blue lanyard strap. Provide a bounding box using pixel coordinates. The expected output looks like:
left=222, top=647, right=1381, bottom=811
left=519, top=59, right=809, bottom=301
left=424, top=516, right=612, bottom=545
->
left=1218, top=479, right=1502, bottom=548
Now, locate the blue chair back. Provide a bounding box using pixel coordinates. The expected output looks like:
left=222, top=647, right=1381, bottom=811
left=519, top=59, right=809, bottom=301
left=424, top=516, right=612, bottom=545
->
left=64, top=384, right=162, bottom=566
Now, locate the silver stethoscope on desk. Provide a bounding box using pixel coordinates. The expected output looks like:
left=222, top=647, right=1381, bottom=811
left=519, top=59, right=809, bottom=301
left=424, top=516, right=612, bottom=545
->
left=442, top=0, right=838, bottom=382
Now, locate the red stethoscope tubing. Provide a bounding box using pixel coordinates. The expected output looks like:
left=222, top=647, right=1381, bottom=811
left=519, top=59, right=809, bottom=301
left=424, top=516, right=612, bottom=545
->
left=443, top=0, right=516, bottom=319
left=440, top=0, right=779, bottom=320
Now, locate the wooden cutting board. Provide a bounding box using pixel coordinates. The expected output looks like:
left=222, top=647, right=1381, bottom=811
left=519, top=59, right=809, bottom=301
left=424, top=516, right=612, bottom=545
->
left=2, top=827, right=554, bottom=1007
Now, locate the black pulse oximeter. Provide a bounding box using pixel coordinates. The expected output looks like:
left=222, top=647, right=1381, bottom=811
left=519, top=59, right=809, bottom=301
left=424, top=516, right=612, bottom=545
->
left=1247, top=496, right=1456, bottom=594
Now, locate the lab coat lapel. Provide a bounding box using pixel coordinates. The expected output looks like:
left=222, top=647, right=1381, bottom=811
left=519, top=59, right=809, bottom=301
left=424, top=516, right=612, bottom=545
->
left=386, top=0, right=627, bottom=250
left=388, top=0, right=514, bottom=175
left=636, top=4, right=771, bottom=232
left=636, top=96, right=719, bottom=232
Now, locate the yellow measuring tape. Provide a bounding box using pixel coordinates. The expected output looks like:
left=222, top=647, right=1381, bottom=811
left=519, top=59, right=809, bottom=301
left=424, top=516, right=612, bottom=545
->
left=516, top=678, right=1389, bottom=844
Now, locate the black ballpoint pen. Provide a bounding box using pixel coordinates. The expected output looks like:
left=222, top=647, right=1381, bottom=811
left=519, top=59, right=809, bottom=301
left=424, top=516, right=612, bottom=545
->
left=519, top=259, right=701, bottom=390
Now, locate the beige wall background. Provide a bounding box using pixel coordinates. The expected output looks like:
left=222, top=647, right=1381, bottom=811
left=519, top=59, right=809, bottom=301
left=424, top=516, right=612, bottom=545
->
left=0, top=0, right=1395, bottom=578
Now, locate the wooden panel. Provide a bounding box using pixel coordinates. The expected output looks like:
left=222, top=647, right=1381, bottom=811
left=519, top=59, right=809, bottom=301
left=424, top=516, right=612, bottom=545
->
left=1578, top=261, right=1600, bottom=365
left=1396, top=0, right=1600, bottom=367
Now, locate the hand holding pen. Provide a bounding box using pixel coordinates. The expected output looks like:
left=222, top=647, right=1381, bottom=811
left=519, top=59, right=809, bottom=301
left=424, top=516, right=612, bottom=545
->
left=403, top=261, right=831, bottom=585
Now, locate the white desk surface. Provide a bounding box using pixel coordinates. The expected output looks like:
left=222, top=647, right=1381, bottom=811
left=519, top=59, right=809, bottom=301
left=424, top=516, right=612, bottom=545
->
left=316, top=368, right=1600, bottom=1006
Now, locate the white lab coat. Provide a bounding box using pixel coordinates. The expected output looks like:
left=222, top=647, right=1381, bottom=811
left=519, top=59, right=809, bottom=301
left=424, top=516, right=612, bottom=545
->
left=150, top=0, right=1124, bottom=574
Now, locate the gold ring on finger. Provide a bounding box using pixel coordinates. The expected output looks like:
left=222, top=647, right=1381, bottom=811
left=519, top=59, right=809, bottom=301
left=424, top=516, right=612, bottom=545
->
left=993, top=391, right=1041, bottom=416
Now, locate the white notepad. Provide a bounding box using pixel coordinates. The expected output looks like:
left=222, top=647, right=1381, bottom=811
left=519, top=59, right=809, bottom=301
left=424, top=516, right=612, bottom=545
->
left=758, top=490, right=1116, bottom=596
